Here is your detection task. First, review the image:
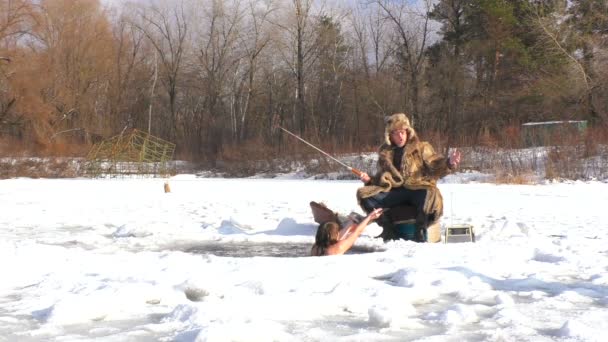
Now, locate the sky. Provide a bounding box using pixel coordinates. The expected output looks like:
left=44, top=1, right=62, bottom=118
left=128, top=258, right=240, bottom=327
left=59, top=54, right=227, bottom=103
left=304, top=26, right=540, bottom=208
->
left=1, top=167, right=607, bottom=341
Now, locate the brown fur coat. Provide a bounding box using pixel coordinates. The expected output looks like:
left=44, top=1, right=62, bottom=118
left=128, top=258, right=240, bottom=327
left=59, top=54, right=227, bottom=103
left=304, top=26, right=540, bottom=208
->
left=356, top=135, right=453, bottom=225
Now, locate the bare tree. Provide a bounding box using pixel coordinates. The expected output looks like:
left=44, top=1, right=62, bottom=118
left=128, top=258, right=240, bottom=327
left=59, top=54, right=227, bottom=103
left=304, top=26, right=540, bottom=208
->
left=292, top=0, right=311, bottom=134
left=350, top=3, right=393, bottom=116
left=182, top=0, right=244, bottom=160
left=29, top=0, right=114, bottom=143
left=107, top=10, right=148, bottom=135
left=133, top=0, right=188, bottom=140
left=231, top=0, right=275, bottom=141
left=311, top=14, right=349, bottom=138
left=0, top=0, right=34, bottom=138
left=0, top=0, right=33, bottom=44
left=374, top=0, right=433, bottom=124
left=271, top=0, right=319, bottom=134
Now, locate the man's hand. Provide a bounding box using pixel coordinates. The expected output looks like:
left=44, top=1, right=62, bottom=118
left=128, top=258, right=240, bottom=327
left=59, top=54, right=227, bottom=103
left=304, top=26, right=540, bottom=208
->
left=449, top=149, right=461, bottom=169
left=360, top=172, right=371, bottom=183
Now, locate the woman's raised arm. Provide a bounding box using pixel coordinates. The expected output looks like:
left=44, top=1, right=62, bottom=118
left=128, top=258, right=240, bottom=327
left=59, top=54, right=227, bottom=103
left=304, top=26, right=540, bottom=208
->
left=326, top=208, right=383, bottom=255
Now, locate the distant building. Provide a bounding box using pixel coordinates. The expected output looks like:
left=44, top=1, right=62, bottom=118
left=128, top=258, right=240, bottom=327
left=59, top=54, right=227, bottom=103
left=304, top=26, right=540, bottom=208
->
left=521, top=120, right=587, bottom=147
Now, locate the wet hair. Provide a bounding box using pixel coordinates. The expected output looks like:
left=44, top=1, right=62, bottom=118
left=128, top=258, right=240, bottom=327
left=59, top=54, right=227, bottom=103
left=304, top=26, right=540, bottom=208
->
left=313, top=221, right=340, bottom=255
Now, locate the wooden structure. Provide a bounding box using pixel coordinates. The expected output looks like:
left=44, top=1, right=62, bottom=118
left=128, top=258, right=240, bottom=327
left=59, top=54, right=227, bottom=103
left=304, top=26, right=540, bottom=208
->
left=84, top=129, right=175, bottom=177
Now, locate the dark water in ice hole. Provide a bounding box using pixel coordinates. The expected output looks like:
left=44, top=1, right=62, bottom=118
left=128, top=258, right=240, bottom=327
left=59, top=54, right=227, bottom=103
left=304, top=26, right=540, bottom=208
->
left=186, top=242, right=381, bottom=257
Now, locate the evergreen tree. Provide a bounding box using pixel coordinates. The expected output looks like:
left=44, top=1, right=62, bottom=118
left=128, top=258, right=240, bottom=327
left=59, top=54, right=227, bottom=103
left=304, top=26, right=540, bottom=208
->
left=566, top=0, right=608, bottom=123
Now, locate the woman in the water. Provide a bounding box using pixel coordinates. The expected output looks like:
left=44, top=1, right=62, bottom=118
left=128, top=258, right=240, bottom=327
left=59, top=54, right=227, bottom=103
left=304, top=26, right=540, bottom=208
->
left=311, top=208, right=383, bottom=256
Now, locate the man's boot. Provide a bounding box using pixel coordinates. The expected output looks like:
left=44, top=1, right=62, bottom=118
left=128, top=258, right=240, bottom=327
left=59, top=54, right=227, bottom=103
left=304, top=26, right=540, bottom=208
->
left=376, top=213, right=396, bottom=241
left=415, top=211, right=429, bottom=243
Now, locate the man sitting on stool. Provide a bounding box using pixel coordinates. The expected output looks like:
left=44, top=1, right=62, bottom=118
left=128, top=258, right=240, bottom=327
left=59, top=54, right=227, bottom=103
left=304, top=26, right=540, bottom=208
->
left=357, top=113, right=461, bottom=242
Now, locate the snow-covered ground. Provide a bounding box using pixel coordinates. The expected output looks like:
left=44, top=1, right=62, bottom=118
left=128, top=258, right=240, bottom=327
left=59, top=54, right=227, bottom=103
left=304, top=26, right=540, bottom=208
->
left=1, top=174, right=607, bottom=341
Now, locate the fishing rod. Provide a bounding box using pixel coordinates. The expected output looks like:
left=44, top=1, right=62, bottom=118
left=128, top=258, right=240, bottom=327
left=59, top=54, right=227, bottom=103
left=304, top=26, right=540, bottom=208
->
left=275, top=125, right=364, bottom=177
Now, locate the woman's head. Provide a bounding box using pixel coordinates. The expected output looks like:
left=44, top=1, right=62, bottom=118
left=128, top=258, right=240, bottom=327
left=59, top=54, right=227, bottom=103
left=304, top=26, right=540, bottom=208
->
left=315, top=221, right=340, bottom=247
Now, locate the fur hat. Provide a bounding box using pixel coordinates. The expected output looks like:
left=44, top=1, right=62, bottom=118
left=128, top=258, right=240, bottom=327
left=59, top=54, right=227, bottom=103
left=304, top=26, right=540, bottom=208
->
left=384, top=113, right=415, bottom=145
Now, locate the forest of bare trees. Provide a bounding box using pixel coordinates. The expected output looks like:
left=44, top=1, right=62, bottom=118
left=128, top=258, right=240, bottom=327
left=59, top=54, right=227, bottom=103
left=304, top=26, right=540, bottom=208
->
left=0, top=0, right=607, bottom=169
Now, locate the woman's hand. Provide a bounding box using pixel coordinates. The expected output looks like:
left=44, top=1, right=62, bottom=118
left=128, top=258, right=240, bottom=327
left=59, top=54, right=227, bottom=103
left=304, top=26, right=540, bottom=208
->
left=330, top=208, right=384, bottom=255
left=367, top=208, right=383, bottom=221
left=360, top=172, right=371, bottom=184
